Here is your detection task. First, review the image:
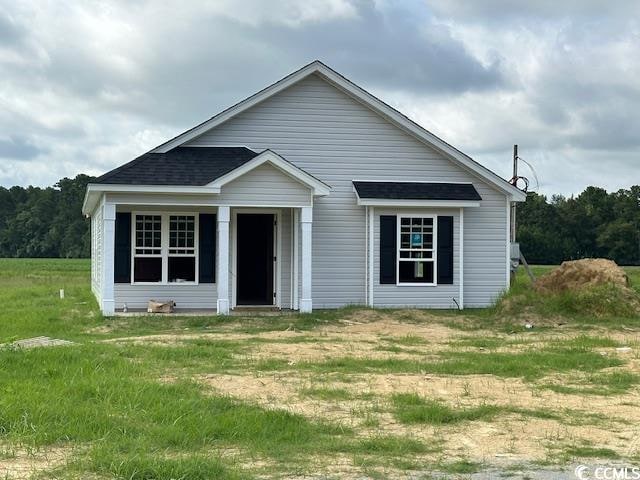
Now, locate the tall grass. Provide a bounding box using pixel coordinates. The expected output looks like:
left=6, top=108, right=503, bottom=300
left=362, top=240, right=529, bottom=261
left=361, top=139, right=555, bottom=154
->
left=493, top=264, right=640, bottom=321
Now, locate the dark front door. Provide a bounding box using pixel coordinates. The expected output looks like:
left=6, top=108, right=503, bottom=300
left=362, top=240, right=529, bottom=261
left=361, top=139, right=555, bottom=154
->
left=236, top=213, right=275, bottom=305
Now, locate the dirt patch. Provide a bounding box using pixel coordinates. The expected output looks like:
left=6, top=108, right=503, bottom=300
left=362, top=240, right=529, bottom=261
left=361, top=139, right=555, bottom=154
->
left=339, top=309, right=465, bottom=340
left=104, top=315, right=466, bottom=360
left=107, top=309, right=640, bottom=466
left=536, top=258, right=630, bottom=292
left=194, top=369, right=640, bottom=463
left=0, top=446, right=69, bottom=479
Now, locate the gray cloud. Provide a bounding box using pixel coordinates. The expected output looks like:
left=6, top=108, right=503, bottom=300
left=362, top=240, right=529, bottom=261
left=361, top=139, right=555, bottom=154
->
left=426, top=0, right=640, bottom=21
left=0, top=135, right=46, bottom=161
left=0, top=0, right=637, bottom=196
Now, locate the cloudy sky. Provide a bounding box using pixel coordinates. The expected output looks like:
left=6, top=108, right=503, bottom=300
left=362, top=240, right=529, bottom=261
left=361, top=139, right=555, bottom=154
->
left=0, top=0, right=638, bottom=196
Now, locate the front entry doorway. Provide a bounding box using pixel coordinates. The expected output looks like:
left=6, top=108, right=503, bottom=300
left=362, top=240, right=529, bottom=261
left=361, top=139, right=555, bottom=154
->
left=236, top=213, right=275, bottom=305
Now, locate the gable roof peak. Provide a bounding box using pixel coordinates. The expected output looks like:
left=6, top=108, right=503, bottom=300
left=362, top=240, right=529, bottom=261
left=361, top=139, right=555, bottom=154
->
left=149, top=61, right=525, bottom=201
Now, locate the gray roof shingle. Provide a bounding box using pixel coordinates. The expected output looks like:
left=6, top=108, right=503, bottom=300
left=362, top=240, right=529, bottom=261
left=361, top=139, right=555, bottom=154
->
left=353, top=181, right=482, bottom=201
left=93, top=147, right=259, bottom=185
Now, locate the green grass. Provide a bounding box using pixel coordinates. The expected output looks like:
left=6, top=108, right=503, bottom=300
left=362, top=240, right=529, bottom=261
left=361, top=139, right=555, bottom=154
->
left=390, top=394, right=563, bottom=426
left=1, top=258, right=638, bottom=477
left=276, top=343, right=622, bottom=381
left=563, top=446, right=621, bottom=459
left=3, top=344, right=445, bottom=477
left=0, top=258, right=99, bottom=342
left=543, top=371, right=640, bottom=396
left=335, top=435, right=434, bottom=455
left=300, top=387, right=354, bottom=400
left=380, top=334, right=427, bottom=346
left=439, top=460, right=483, bottom=474
left=391, top=394, right=501, bottom=425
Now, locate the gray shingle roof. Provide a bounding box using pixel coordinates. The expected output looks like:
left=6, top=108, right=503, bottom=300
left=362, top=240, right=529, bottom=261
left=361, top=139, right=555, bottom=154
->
left=93, top=147, right=259, bottom=185
left=353, top=181, right=482, bottom=201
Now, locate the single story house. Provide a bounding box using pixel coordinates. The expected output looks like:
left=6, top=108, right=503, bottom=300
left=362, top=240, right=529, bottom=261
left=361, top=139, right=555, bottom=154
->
left=82, top=61, right=526, bottom=316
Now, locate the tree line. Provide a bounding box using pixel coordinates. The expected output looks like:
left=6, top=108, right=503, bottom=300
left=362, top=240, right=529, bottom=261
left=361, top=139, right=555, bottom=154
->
left=0, top=175, right=94, bottom=258
left=517, top=186, right=640, bottom=265
left=0, top=176, right=638, bottom=265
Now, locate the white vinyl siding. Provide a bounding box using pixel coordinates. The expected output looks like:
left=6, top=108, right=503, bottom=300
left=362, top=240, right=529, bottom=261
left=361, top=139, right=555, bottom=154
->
left=114, top=284, right=217, bottom=310
left=185, top=73, right=508, bottom=308
left=217, top=163, right=312, bottom=207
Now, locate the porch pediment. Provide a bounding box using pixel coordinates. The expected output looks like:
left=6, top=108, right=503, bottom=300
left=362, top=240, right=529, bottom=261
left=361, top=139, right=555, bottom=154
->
left=208, top=150, right=331, bottom=197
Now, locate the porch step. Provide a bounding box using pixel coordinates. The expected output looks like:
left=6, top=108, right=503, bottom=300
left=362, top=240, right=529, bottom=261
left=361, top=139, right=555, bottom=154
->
left=232, top=306, right=281, bottom=313
left=232, top=306, right=292, bottom=316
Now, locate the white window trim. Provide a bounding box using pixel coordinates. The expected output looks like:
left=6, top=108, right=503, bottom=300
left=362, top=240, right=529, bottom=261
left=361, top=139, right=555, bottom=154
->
left=396, top=214, right=438, bottom=287
left=131, top=211, right=200, bottom=286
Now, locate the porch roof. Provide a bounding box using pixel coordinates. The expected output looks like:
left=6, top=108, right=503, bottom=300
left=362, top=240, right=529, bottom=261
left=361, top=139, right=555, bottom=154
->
left=93, top=146, right=259, bottom=186
left=83, top=148, right=331, bottom=215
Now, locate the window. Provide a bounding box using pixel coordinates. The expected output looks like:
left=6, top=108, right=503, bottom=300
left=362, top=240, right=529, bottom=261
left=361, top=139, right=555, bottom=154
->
left=132, top=213, right=198, bottom=284
left=398, top=216, right=436, bottom=284
left=133, top=215, right=162, bottom=282
left=168, top=215, right=196, bottom=282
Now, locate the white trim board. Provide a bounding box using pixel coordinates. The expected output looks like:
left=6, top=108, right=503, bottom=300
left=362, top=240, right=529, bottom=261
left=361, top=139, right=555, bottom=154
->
left=149, top=61, right=526, bottom=202
left=356, top=198, right=480, bottom=208
left=83, top=184, right=220, bottom=215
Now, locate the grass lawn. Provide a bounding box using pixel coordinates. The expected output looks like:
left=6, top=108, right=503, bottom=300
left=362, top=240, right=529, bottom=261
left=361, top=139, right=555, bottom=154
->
left=1, top=258, right=640, bottom=479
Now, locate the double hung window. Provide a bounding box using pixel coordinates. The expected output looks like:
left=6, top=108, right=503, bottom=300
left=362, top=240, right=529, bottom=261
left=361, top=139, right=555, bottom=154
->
left=398, top=216, right=436, bottom=285
left=132, top=213, right=198, bottom=283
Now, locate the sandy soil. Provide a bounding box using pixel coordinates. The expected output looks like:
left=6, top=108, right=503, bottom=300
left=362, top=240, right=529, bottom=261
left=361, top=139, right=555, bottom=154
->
left=109, top=311, right=640, bottom=472
left=0, top=446, right=69, bottom=480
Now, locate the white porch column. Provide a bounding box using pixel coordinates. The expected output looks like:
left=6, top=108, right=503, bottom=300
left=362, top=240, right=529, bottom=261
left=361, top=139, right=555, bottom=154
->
left=292, top=208, right=300, bottom=311
left=300, top=206, right=313, bottom=313
left=217, top=206, right=231, bottom=315
left=101, top=201, right=116, bottom=316
left=459, top=207, right=464, bottom=310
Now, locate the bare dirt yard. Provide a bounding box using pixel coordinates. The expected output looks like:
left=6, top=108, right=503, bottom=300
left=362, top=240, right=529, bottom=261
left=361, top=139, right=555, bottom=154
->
left=107, top=308, right=640, bottom=478
left=2, top=260, right=640, bottom=479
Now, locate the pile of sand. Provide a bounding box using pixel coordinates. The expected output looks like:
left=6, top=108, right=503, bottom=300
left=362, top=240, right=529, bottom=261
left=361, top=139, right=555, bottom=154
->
left=535, top=258, right=629, bottom=293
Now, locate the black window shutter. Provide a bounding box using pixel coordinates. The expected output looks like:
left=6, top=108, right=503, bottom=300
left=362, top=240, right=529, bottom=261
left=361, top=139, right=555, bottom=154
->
left=437, top=216, right=454, bottom=284
left=199, top=213, right=216, bottom=283
left=114, top=212, right=131, bottom=283
left=379, top=215, right=397, bottom=284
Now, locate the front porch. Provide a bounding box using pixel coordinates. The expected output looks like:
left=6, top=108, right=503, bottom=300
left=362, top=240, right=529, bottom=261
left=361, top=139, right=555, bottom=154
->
left=85, top=149, right=331, bottom=316
left=215, top=205, right=314, bottom=315
left=96, top=204, right=314, bottom=316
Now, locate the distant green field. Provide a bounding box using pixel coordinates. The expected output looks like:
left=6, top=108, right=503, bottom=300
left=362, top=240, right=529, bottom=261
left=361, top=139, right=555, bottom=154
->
left=0, top=258, right=96, bottom=342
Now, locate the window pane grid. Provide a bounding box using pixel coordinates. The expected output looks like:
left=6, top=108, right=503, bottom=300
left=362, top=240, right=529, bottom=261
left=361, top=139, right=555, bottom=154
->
left=398, top=216, right=436, bottom=284
left=132, top=213, right=198, bottom=283
left=135, top=215, right=161, bottom=255
left=169, top=215, right=195, bottom=255
left=399, top=217, right=434, bottom=253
